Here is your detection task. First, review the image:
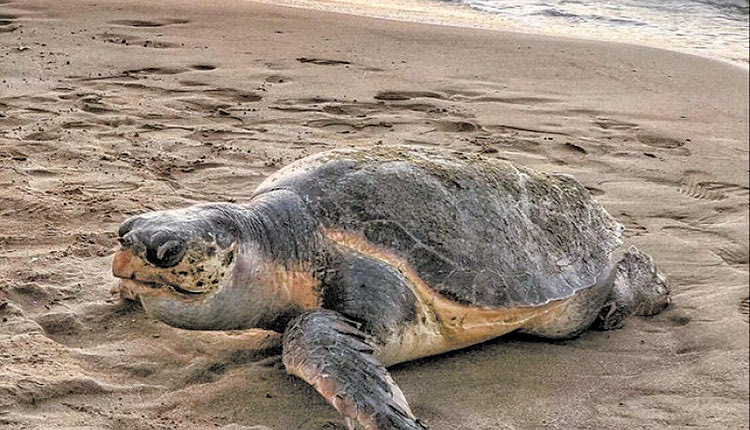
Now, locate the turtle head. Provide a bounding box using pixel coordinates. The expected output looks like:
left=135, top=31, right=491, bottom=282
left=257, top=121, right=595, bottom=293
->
left=112, top=204, right=297, bottom=331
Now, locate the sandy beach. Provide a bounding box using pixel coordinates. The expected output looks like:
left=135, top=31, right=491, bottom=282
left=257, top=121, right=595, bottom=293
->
left=0, top=0, right=748, bottom=428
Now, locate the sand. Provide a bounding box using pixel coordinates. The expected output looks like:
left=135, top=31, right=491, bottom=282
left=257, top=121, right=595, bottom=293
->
left=0, top=0, right=747, bottom=428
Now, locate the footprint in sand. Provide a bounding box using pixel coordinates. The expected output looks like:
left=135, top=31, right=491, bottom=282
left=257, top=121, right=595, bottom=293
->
left=264, top=75, right=288, bottom=84
left=305, top=119, right=394, bottom=133
left=594, top=117, right=690, bottom=155
left=584, top=185, right=605, bottom=196
left=296, top=57, right=351, bottom=66
left=81, top=103, right=115, bottom=114
left=176, top=97, right=232, bottom=114
left=72, top=66, right=188, bottom=81
left=274, top=96, right=448, bottom=118
left=204, top=88, right=262, bottom=103
left=562, top=142, right=588, bottom=154
left=0, top=13, right=17, bottom=33
left=374, top=90, right=445, bottom=101
left=84, top=181, right=143, bottom=194
left=679, top=180, right=728, bottom=201
left=179, top=80, right=210, bottom=87
left=665, top=313, right=691, bottom=327
left=712, top=245, right=749, bottom=266
left=322, top=104, right=371, bottom=116
left=1, top=200, right=52, bottom=218
left=22, top=130, right=62, bottom=141
left=739, top=297, right=749, bottom=323
left=60, top=120, right=105, bottom=131
left=636, top=132, right=686, bottom=149
left=190, top=64, right=217, bottom=71
left=96, top=32, right=178, bottom=49
left=470, top=95, right=559, bottom=105
left=75, top=94, right=116, bottom=114
left=678, top=174, right=749, bottom=202
left=109, top=18, right=189, bottom=28
left=126, top=66, right=188, bottom=76
left=434, top=120, right=479, bottom=133
left=616, top=212, right=649, bottom=238
left=36, top=312, right=85, bottom=336
left=594, top=117, right=639, bottom=131
left=0, top=13, right=16, bottom=25
left=0, top=147, right=28, bottom=161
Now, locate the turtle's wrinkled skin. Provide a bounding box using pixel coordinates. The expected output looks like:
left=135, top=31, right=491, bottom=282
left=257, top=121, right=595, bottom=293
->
left=112, top=147, right=670, bottom=430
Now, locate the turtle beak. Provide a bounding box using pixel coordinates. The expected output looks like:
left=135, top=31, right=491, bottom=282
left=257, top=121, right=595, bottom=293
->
left=112, top=248, right=135, bottom=279
left=112, top=247, right=170, bottom=299
left=113, top=247, right=148, bottom=301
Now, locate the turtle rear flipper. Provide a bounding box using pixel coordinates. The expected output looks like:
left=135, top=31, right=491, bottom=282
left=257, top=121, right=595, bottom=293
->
left=595, top=246, right=670, bottom=330
left=283, top=309, right=427, bottom=430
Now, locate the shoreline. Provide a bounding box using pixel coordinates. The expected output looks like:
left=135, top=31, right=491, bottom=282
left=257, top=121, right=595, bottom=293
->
left=0, top=0, right=747, bottom=428
left=246, top=0, right=750, bottom=68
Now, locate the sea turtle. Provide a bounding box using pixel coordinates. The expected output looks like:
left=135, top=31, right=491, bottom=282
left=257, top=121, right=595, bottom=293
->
left=112, top=146, right=669, bottom=429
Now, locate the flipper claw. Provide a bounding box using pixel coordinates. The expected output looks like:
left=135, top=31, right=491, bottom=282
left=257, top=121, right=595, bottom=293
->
left=283, top=309, right=427, bottom=430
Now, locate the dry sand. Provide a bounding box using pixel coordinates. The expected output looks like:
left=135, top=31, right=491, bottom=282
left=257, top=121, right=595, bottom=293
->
left=0, top=0, right=748, bottom=428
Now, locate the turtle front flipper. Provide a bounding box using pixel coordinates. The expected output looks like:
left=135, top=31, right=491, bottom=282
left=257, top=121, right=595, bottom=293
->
left=594, top=246, right=670, bottom=330
left=283, top=309, right=427, bottom=430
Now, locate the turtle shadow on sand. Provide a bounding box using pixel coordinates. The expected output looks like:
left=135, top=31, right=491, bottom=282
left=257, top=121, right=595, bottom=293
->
left=110, top=146, right=670, bottom=429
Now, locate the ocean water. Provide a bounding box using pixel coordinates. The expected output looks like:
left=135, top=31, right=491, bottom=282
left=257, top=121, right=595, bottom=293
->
left=257, top=0, right=748, bottom=65
left=437, top=0, right=749, bottom=64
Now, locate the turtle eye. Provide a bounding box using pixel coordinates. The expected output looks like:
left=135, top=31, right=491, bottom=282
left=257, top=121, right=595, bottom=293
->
left=145, top=231, right=187, bottom=268
left=156, top=240, right=185, bottom=263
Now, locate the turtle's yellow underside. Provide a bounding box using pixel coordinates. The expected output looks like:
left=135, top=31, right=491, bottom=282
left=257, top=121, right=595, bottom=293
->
left=322, top=228, right=571, bottom=365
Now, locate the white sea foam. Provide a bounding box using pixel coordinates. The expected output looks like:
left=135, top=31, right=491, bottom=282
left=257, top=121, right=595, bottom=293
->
left=447, top=0, right=749, bottom=64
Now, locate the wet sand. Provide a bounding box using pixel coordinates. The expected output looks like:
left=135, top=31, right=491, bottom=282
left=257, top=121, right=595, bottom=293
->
left=0, top=0, right=748, bottom=428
